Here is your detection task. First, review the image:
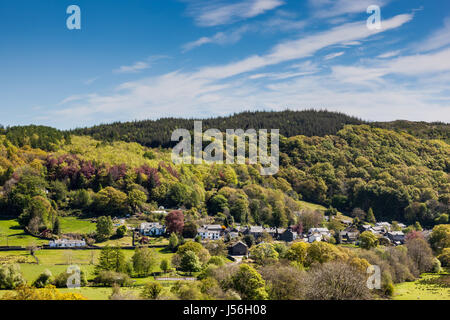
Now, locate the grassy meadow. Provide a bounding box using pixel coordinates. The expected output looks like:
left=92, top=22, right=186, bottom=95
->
left=0, top=246, right=176, bottom=300
left=0, top=219, right=47, bottom=247
left=393, top=272, right=450, bottom=300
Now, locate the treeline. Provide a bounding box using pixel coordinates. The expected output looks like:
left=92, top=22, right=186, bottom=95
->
left=70, top=110, right=365, bottom=148
left=372, top=120, right=450, bottom=144
left=0, top=125, right=71, bottom=151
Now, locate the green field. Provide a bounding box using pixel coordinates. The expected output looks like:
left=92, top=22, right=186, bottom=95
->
left=0, top=246, right=174, bottom=283
left=298, top=200, right=353, bottom=222
left=59, top=217, right=97, bottom=234
left=0, top=219, right=47, bottom=247
left=393, top=272, right=450, bottom=300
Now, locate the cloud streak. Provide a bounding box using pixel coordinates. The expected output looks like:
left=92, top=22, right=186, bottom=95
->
left=113, top=61, right=151, bottom=74
left=182, top=0, right=285, bottom=26
left=417, top=17, right=450, bottom=52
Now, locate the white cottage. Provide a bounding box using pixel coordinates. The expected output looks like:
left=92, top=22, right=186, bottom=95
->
left=140, top=222, right=166, bottom=236
left=49, top=239, right=86, bottom=248
left=197, top=224, right=223, bottom=240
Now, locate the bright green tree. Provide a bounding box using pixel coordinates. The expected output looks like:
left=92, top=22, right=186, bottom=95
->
left=96, top=216, right=113, bottom=241
left=359, top=231, right=378, bottom=250
left=116, top=225, right=127, bottom=238
left=96, top=246, right=127, bottom=274
left=160, top=258, right=171, bottom=274
left=180, top=250, right=202, bottom=274
left=0, top=264, right=26, bottom=289
left=249, top=243, right=279, bottom=264
left=231, top=264, right=268, bottom=300
left=286, top=242, right=309, bottom=265
left=429, top=224, right=450, bottom=254
left=127, top=189, right=147, bottom=213
left=366, top=208, right=376, bottom=223
left=132, top=247, right=155, bottom=277
left=141, top=281, right=163, bottom=299
left=168, top=232, right=179, bottom=252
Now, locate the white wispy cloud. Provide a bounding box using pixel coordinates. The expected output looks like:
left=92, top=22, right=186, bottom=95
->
left=377, top=50, right=401, bottom=58
left=49, top=13, right=426, bottom=128
left=417, top=17, right=450, bottom=52
left=84, top=77, right=99, bottom=85
left=331, top=47, right=450, bottom=85
left=191, top=14, right=413, bottom=80
left=324, top=51, right=345, bottom=60
left=113, top=61, right=150, bottom=74
left=309, top=0, right=390, bottom=19
left=182, top=26, right=250, bottom=52
left=182, top=0, right=285, bottom=26
left=182, top=10, right=307, bottom=52
left=113, top=56, right=168, bottom=74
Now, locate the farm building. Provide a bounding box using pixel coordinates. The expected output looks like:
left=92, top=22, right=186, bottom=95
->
left=49, top=239, right=86, bottom=248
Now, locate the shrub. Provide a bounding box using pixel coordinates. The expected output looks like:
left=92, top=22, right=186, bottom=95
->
left=0, top=264, right=25, bottom=290
left=33, top=269, right=52, bottom=288
left=53, top=269, right=87, bottom=288
left=141, top=281, right=163, bottom=300
left=208, top=256, right=226, bottom=267
left=305, top=261, right=371, bottom=300
left=116, top=225, right=127, bottom=238
left=437, top=248, right=450, bottom=267
left=93, top=271, right=131, bottom=287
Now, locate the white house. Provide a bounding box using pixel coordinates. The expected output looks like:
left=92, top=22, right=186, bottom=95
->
left=308, top=227, right=331, bottom=237
left=375, top=222, right=391, bottom=231
left=49, top=239, right=86, bottom=248
left=197, top=224, right=223, bottom=240
left=370, top=226, right=387, bottom=236
left=151, top=210, right=167, bottom=214
left=308, top=233, right=322, bottom=243
left=140, top=222, right=166, bottom=236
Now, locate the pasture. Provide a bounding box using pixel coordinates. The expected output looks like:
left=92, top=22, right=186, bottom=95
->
left=393, top=272, right=450, bottom=300
left=0, top=219, right=47, bottom=247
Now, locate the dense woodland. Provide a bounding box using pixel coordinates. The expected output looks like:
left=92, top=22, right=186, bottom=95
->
left=69, top=110, right=365, bottom=148
left=0, top=111, right=449, bottom=235
left=67, top=110, right=450, bottom=147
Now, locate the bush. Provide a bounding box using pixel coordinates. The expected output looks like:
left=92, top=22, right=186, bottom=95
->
left=160, top=258, right=171, bottom=273
left=53, top=269, right=87, bottom=288
left=141, top=281, right=163, bottom=299
left=208, top=256, right=226, bottom=267
left=93, top=271, right=131, bottom=287
left=437, top=248, right=450, bottom=267
left=383, top=282, right=395, bottom=297
left=116, top=225, right=127, bottom=238
left=0, top=264, right=26, bottom=289
left=432, top=258, right=442, bottom=273
left=305, top=261, right=371, bottom=300
left=33, top=269, right=52, bottom=288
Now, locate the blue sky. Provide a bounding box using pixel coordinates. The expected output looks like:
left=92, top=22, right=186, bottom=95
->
left=1, top=0, right=450, bottom=129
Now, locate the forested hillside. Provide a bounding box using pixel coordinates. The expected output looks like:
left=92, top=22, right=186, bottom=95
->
left=279, top=125, right=449, bottom=225
left=68, top=110, right=450, bottom=147
left=70, top=110, right=364, bottom=147
left=0, top=113, right=449, bottom=233
left=372, top=120, right=450, bottom=144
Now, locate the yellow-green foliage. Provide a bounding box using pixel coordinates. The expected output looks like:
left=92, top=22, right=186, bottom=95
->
left=0, top=135, right=47, bottom=174
left=56, top=136, right=171, bottom=168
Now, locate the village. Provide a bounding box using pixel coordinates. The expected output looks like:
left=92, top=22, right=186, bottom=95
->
left=43, top=210, right=416, bottom=260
